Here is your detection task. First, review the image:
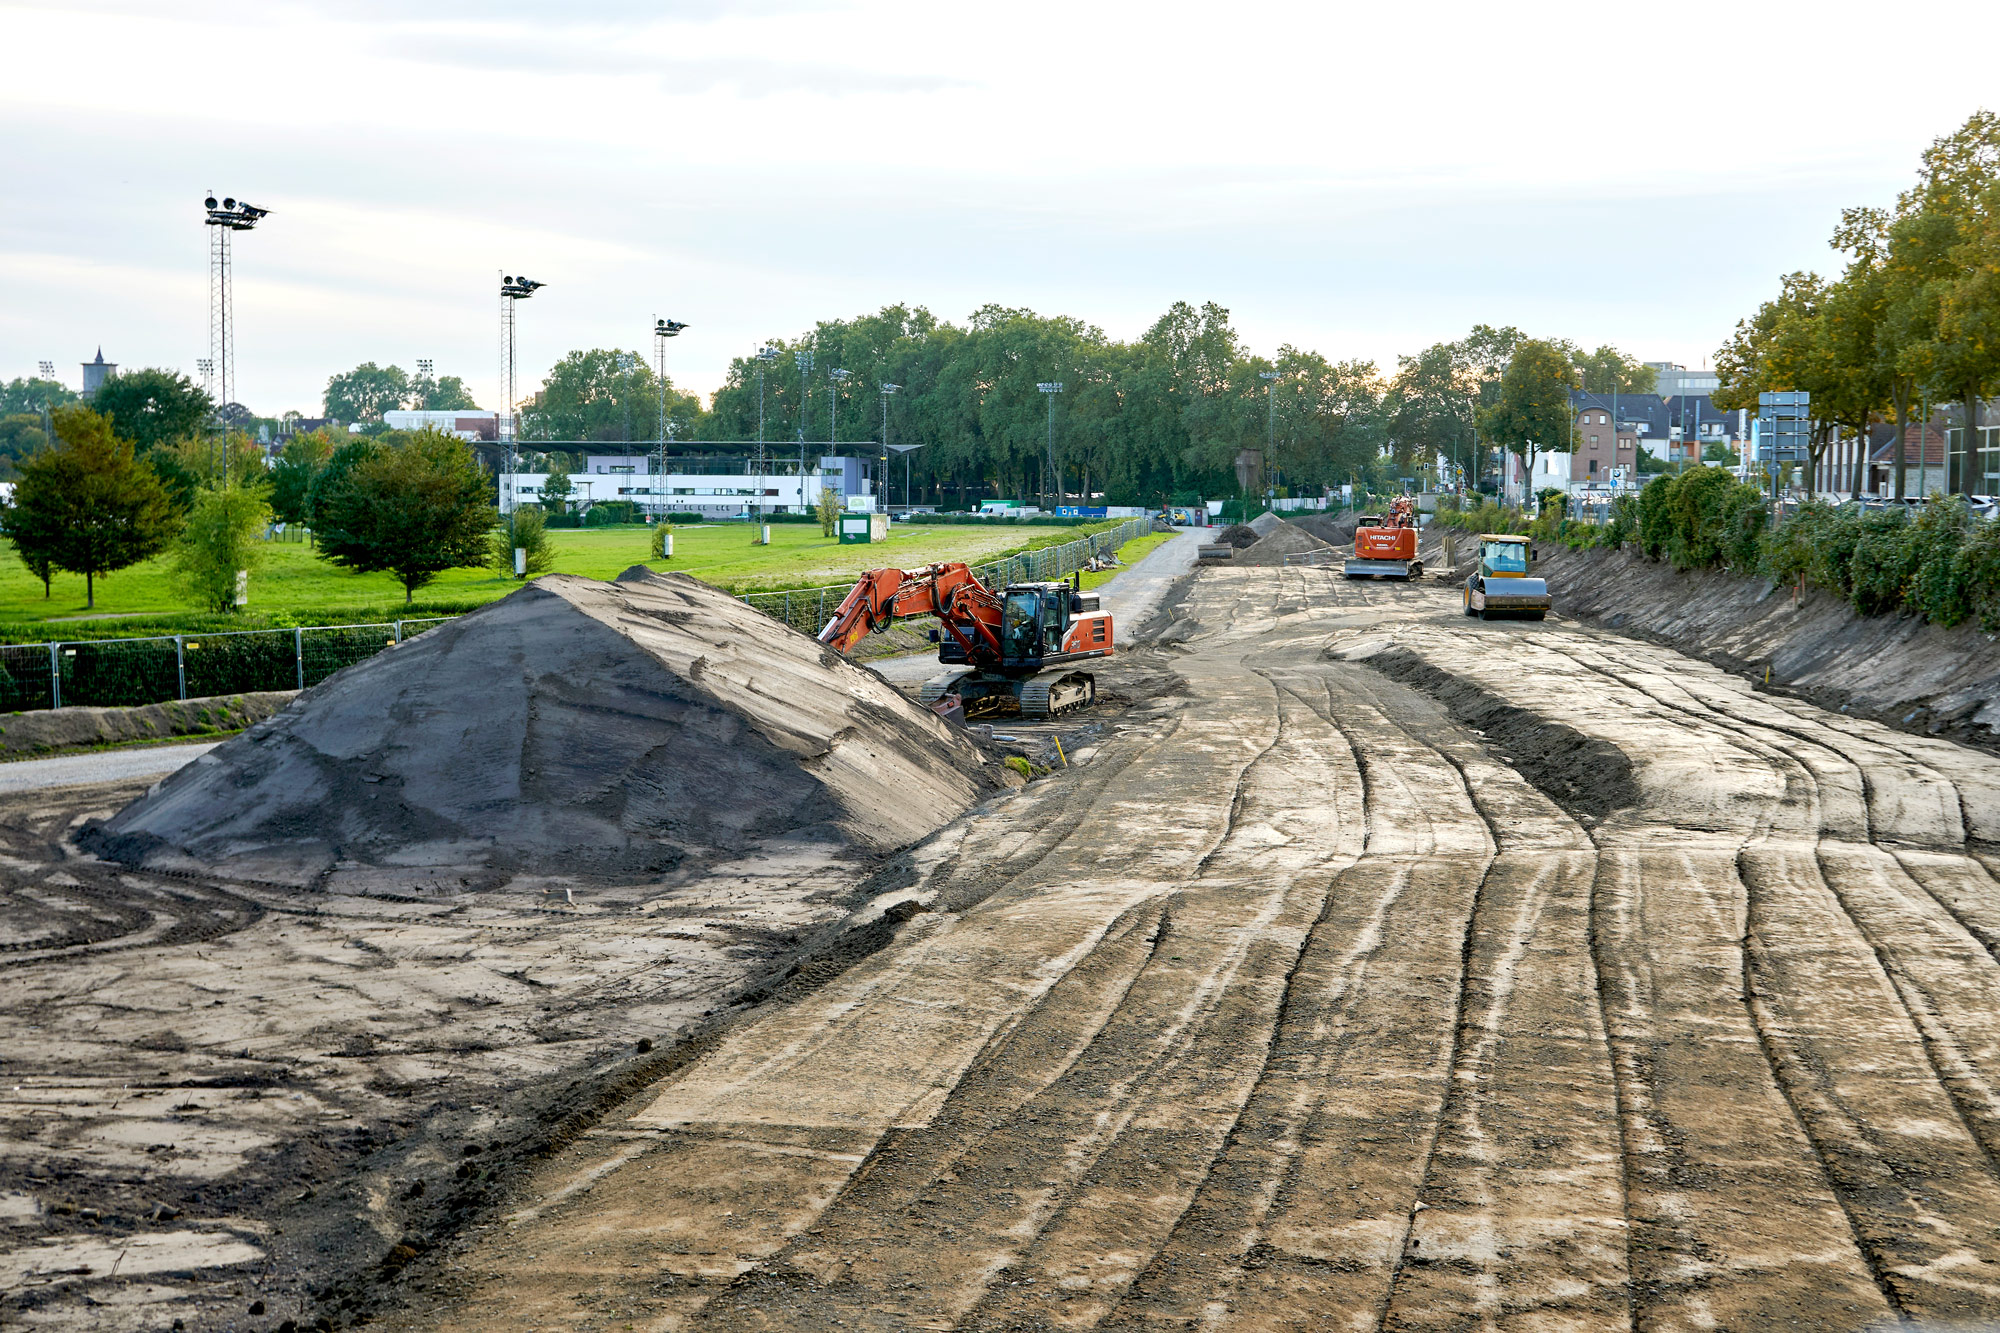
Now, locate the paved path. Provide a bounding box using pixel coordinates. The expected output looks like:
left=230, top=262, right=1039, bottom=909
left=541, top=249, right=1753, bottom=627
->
left=0, top=742, right=217, bottom=794
left=867, top=527, right=1201, bottom=686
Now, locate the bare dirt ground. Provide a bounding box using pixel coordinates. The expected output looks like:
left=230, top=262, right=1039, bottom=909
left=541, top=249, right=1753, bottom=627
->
left=327, top=565, right=2000, bottom=1333
left=11, top=553, right=2000, bottom=1332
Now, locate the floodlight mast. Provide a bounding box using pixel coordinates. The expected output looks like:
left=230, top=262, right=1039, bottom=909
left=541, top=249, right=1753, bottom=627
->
left=1037, top=381, right=1063, bottom=509
left=793, top=347, right=814, bottom=509
left=753, top=346, right=779, bottom=517
left=880, top=382, right=900, bottom=509
left=499, top=273, right=544, bottom=527
left=203, top=192, right=269, bottom=485
left=653, top=317, right=687, bottom=514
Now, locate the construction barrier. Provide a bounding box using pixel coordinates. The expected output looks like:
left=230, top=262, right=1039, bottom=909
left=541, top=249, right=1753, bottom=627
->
left=739, top=516, right=1156, bottom=637
left=0, top=618, right=455, bottom=715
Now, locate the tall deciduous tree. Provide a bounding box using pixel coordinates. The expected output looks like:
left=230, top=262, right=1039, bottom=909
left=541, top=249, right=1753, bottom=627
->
left=90, top=368, right=212, bottom=455
left=324, top=363, right=412, bottom=423
left=1477, top=340, right=1576, bottom=490
left=1573, top=346, right=1658, bottom=394
left=270, top=429, right=337, bottom=526
left=0, top=377, right=77, bottom=416
left=3, top=405, right=177, bottom=608
left=313, top=429, right=495, bottom=601
left=519, top=349, right=701, bottom=442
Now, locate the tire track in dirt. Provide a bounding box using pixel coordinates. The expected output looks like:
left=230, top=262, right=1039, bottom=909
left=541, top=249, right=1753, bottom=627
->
left=1392, top=625, right=2000, bottom=1321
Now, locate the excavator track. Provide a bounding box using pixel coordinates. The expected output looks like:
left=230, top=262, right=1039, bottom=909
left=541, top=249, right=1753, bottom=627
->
left=918, top=671, right=976, bottom=708
left=1017, top=672, right=1096, bottom=718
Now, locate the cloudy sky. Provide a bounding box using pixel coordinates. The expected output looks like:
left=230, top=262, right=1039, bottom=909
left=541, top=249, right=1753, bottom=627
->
left=3, top=0, right=1996, bottom=417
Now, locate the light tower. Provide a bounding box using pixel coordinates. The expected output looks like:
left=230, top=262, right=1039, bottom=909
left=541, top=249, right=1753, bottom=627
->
left=203, top=193, right=269, bottom=481
left=415, top=358, right=434, bottom=410
left=1037, top=382, right=1063, bottom=509
left=653, top=317, right=687, bottom=508
left=498, top=273, right=545, bottom=518
left=36, top=361, right=55, bottom=440
left=753, top=346, right=779, bottom=514
left=879, top=382, right=900, bottom=509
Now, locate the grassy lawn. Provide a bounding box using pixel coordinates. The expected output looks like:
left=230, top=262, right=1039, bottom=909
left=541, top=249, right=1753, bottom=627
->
left=0, top=522, right=1120, bottom=640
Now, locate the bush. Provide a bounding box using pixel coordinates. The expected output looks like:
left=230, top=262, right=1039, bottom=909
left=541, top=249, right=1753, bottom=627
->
left=1956, top=520, right=2000, bottom=632
left=489, top=506, right=555, bottom=579
left=583, top=501, right=644, bottom=527
left=1904, top=499, right=1972, bottom=626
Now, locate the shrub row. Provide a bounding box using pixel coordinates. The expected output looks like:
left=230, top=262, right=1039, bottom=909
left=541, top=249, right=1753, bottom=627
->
left=1598, top=465, right=2000, bottom=632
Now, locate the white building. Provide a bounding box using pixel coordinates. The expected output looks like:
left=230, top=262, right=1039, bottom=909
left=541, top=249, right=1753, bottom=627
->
left=501, top=455, right=875, bottom=520
left=384, top=410, right=499, bottom=441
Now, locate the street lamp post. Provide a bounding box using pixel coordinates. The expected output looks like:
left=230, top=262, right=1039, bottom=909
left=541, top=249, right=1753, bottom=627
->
left=1260, top=370, right=1279, bottom=506
left=1036, top=382, right=1063, bottom=510
left=880, top=382, right=900, bottom=509
left=794, top=348, right=814, bottom=512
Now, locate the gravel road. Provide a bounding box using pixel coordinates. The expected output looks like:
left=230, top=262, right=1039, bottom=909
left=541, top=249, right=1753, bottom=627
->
left=391, top=561, right=2000, bottom=1331
left=0, top=741, right=216, bottom=794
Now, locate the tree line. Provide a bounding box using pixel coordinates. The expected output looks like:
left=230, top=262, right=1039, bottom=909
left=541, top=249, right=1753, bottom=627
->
left=2, top=393, right=496, bottom=610
left=1714, top=110, right=1999, bottom=496
left=497, top=304, right=1655, bottom=507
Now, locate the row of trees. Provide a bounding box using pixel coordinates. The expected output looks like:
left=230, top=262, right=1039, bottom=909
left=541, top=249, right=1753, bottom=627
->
left=2, top=403, right=497, bottom=609
left=1714, top=111, right=1999, bottom=496
left=323, top=363, right=479, bottom=422
left=508, top=306, right=1654, bottom=506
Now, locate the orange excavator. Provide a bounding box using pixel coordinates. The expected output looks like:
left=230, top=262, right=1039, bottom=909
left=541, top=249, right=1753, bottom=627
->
left=1344, top=494, right=1423, bottom=580
left=819, top=562, right=1113, bottom=718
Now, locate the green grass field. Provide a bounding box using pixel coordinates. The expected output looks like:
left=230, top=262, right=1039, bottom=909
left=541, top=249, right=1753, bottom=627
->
left=0, top=522, right=1123, bottom=641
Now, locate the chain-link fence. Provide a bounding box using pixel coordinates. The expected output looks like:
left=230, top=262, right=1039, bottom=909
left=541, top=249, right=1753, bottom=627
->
left=0, top=617, right=456, bottom=714
left=739, top=517, right=1156, bottom=636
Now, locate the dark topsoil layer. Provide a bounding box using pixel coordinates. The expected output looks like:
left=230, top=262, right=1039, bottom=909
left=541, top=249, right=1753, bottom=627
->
left=1541, top=543, right=2000, bottom=753
left=84, top=567, right=996, bottom=888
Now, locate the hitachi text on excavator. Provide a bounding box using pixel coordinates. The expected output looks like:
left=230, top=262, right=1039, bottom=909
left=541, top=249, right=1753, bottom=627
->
left=818, top=562, right=1113, bottom=718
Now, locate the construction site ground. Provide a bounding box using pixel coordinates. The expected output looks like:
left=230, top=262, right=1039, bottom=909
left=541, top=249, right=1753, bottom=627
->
left=9, top=532, right=2000, bottom=1331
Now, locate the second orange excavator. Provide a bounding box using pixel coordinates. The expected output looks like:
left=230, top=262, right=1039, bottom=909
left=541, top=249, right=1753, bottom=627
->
left=818, top=562, right=1113, bottom=717
left=1344, top=494, right=1423, bottom=580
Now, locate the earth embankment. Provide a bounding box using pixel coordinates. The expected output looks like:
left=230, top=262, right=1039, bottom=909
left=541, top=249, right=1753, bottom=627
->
left=1539, top=543, right=2000, bottom=751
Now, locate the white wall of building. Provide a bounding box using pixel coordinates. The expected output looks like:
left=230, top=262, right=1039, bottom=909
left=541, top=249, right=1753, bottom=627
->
left=500, top=468, right=877, bottom=518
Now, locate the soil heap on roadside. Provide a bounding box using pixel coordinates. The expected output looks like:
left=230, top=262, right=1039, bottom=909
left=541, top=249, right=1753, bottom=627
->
left=1235, top=516, right=1334, bottom=566
left=85, top=567, right=994, bottom=891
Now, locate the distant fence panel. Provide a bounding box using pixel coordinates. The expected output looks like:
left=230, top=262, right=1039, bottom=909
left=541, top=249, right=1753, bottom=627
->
left=739, top=516, right=1155, bottom=636
left=0, top=615, right=466, bottom=717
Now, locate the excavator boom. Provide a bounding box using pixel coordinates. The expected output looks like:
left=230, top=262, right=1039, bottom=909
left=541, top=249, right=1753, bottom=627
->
left=818, top=562, right=1005, bottom=661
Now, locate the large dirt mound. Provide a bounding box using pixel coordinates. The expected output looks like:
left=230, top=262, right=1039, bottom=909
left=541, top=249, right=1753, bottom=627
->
left=86, top=568, right=993, bottom=889
left=1236, top=516, right=1333, bottom=566
left=1246, top=511, right=1285, bottom=537
left=1291, top=512, right=1359, bottom=547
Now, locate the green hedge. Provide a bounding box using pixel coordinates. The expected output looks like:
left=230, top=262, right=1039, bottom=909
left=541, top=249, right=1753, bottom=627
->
left=1616, top=466, right=2000, bottom=632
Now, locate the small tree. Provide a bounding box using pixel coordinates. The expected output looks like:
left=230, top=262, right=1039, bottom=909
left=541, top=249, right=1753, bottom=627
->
left=489, top=504, right=555, bottom=578
left=315, top=429, right=494, bottom=602
left=170, top=477, right=272, bottom=612
left=817, top=484, right=841, bottom=537
left=538, top=467, right=574, bottom=515
left=6, top=404, right=177, bottom=608
left=270, top=429, right=335, bottom=526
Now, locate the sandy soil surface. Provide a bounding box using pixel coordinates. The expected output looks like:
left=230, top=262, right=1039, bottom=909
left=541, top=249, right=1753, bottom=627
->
left=13, top=549, right=2000, bottom=1332
left=339, top=564, right=2000, bottom=1332
left=1542, top=542, right=2000, bottom=753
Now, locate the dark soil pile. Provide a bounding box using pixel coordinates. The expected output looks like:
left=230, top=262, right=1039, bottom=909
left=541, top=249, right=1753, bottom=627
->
left=1236, top=517, right=1334, bottom=566
left=1291, top=512, right=1360, bottom=548
left=1215, top=524, right=1260, bottom=549
left=1541, top=544, right=2000, bottom=752
left=85, top=568, right=994, bottom=888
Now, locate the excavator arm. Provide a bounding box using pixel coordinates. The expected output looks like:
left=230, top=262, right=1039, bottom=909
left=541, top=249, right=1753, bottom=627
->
left=818, top=562, right=1006, bottom=661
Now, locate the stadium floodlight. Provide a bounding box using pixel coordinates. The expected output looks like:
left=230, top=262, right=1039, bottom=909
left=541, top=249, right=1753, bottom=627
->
left=38, top=361, right=54, bottom=378
left=1037, top=383, right=1064, bottom=507
left=654, top=318, right=688, bottom=338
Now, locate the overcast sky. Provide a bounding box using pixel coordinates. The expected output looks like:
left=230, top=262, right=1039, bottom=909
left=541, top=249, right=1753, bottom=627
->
left=3, top=0, right=1996, bottom=417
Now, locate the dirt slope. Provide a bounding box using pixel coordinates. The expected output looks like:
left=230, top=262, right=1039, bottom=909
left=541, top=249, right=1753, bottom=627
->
left=371, top=568, right=2000, bottom=1332
left=1542, top=542, right=2000, bottom=751
left=86, top=567, right=992, bottom=890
